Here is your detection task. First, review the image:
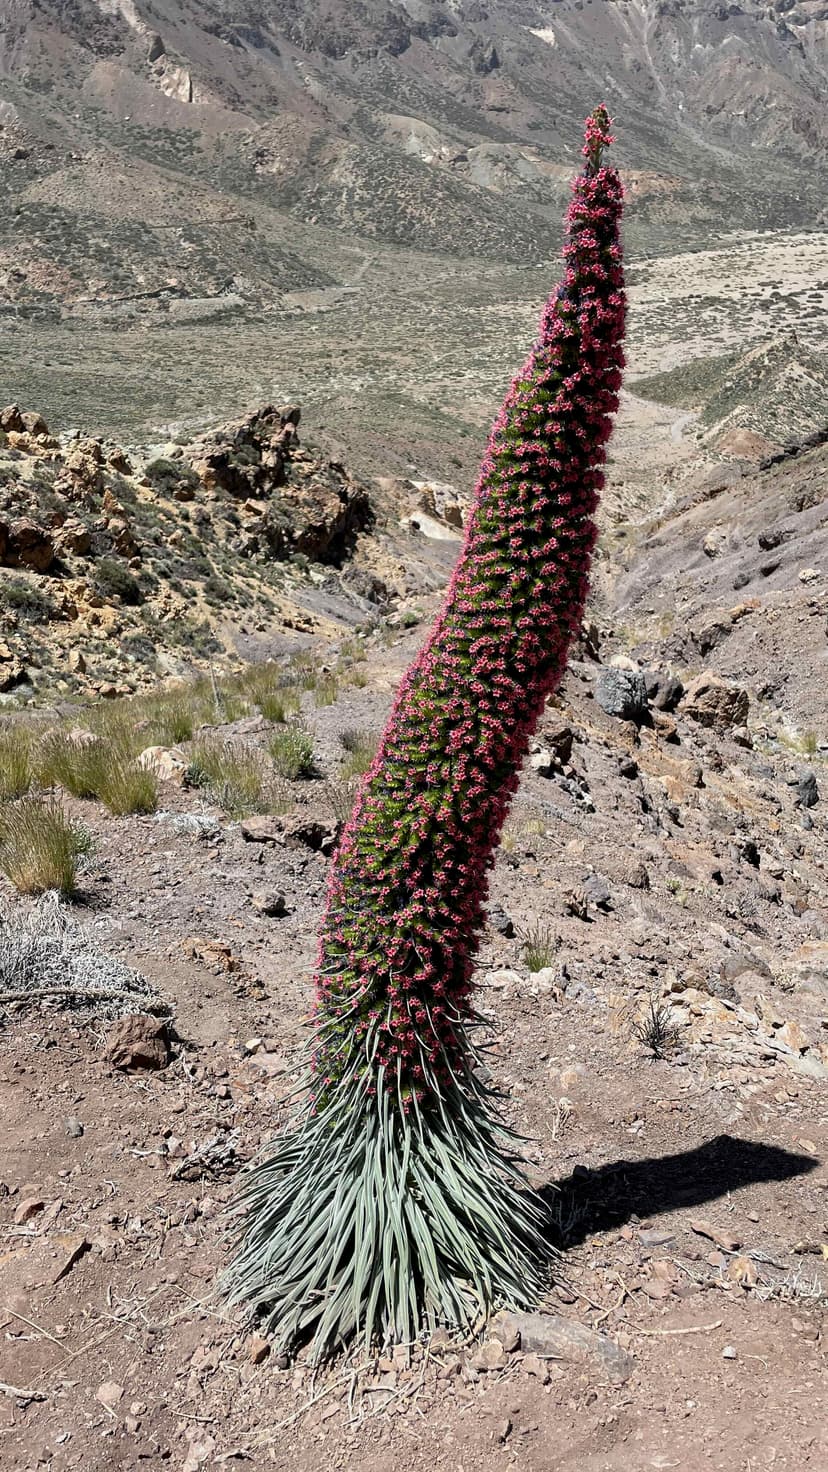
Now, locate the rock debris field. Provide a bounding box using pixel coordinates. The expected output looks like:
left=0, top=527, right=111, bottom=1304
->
left=0, top=609, right=826, bottom=1471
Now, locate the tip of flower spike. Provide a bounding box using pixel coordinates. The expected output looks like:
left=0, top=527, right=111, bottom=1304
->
left=582, top=104, right=615, bottom=175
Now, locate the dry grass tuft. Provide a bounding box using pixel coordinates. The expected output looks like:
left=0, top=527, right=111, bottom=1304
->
left=0, top=798, right=91, bottom=896
left=0, top=727, right=33, bottom=801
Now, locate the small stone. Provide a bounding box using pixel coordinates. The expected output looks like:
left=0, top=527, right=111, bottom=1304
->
left=722, top=1345, right=737, bottom=1360
left=531, top=965, right=560, bottom=992
left=791, top=1316, right=820, bottom=1341
left=797, top=770, right=819, bottom=809
left=690, top=1219, right=742, bottom=1252
left=680, top=672, right=749, bottom=731
left=240, top=815, right=284, bottom=844
left=486, top=967, right=522, bottom=990
left=488, top=904, right=515, bottom=938
left=13, top=1196, right=45, bottom=1225
left=777, top=1020, right=809, bottom=1054
left=248, top=1334, right=271, bottom=1364
left=96, top=1379, right=124, bottom=1410
left=543, top=716, right=574, bottom=765
left=52, top=1232, right=92, bottom=1284
left=627, top=862, right=650, bottom=889
left=251, top=889, right=288, bottom=917
left=105, top=1014, right=169, bottom=1071
left=520, top=1353, right=550, bottom=1383
left=644, top=669, right=684, bottom=712
left=242, top=1038, right=263, bottom=1056
left=529, top=743, right=555, bottom=777
left=64, top=1118, right=84, bottom=1138
left=728, top=1256, right=758, bottom=1288
left=470, top=1338, right=508, bottom=1372
left=136, top=746, right=186, bottom=782
left=492, top=1310, right=634, bottom=1384
left=582, top=873, right=611, bottom=909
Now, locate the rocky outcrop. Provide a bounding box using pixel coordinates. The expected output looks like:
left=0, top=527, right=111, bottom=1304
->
left=189, top=405, right=301, bottom=499
left=187, top=405, right=373, bottom=566
left=0, top=516, right=55, bottom=572
left=681, top=672, right=750, bottom=730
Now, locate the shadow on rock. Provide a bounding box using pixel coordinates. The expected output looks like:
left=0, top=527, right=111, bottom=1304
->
left=542, top=1134, right=818, bottom=1248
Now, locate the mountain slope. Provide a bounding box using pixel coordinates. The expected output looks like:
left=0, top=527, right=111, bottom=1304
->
left=1, top=0, right=827, bottom=312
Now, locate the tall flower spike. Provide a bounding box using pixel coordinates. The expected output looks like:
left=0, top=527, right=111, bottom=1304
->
left=222, top=106, right=626, bottom=1359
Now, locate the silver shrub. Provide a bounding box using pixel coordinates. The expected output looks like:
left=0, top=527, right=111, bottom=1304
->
left=0, top=891, right=165, bottom=1020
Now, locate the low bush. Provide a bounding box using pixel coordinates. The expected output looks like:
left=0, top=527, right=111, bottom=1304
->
left=94, top=558, right=142, bottom=606
left=268, top=726, right=315, bottom=781
left=144, top=457, right=200, bottom=497
left=186, top=736, right=283, bottom=817
left=338, top=728, right=379, bottom=780
left=520, top=922, right=558, bottom=973
left=313, top=675, right=339, bottom=708
left=38, top=730, right=157, bottom=815
left=1, top=578, right=56, bottom=624
left=0, top=798, right=89, bottom=895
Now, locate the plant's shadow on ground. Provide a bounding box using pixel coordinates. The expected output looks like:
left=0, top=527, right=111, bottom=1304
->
left=543, top=1135, right=819, bottom=1248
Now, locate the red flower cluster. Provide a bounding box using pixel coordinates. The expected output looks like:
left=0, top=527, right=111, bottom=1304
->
left=314, top=107, right=626, bottom=1104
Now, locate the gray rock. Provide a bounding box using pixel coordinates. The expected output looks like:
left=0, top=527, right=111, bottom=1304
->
left=582, top=873, right=611, bottom=909
left=595, top=668, right=648, bottom=723
left=251, top=890, right=288, bottom=917
left=543, top=716, right=574, bottom=766
left=797, top=769, right=819, bottom=808
left=707, top=976, right=740, bottom=1005
left=64, top=1117, right=84, bottom=1138
left=491, top=1310, right=634, bottom=1385
left=529, top=743, right=555, bottom=777
left=488, top=904, right=515, bottom=938
left=643, top=668, right=684, bottom=712
left=565, top=978, right=599, bottom=1005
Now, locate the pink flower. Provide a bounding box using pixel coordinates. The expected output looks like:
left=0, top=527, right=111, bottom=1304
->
left=312, top=107, right=626, bottom=1100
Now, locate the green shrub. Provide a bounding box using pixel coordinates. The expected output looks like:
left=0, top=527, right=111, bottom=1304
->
left=38, top=730, right=157, bottom=815
left=314, top=675, right=339, bottom=708
left=268, top=726, right=315, bottom=781
left=520, top=922, right=558, bottom=973
left=144, top=457, right=200, bottom=497
left=94, top=558, right=142, bottom=606
left=38, top=731, right=104, bottom=799
left=0, top=578, right=56, bottom=624
left=232, top=665, right=301, bottom=723
left=204, top=574, right=234, bottom=604
left=95, top=756, right=158, bottom=817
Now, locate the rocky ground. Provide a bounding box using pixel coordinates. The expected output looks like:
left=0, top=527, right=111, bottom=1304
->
left=0, top=594, right=826, bottom=1470
left=0, top=399, right=463, bottom=703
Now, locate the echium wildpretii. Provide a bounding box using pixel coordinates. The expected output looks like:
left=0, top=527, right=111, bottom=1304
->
left=223, top=106, right=626, bottom=1358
